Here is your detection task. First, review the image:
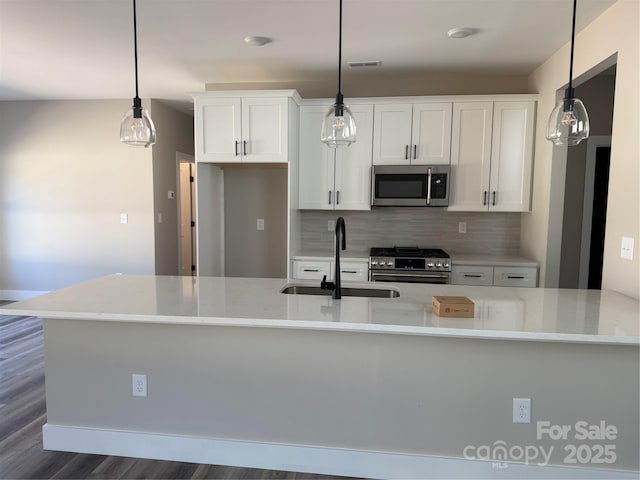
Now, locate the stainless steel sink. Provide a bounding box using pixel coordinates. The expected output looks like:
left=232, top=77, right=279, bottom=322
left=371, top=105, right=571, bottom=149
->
left=280, top=284, right=400, bottom=298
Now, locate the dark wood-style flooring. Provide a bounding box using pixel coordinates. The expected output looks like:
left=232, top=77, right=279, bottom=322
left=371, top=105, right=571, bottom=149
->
left=0, top=306, right=358, bottom=480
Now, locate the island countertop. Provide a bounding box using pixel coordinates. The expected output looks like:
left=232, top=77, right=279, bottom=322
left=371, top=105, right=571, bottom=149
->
left=1, top=274, right=638, bottom=345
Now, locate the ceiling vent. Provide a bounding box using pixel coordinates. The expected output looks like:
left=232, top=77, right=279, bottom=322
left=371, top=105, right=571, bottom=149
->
left=348, top=60, right=381, bottom=68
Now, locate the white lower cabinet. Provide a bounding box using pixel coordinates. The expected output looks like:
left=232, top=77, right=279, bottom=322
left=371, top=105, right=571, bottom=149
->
left=452, top=264, right=538, bottom=287
left=291, top=258, right=369, bottom=281
left=493, top=266, right=538, bottom=288
left=292, top=260, right=331, bottom=280
left=451, top=265, right=494, bottom=286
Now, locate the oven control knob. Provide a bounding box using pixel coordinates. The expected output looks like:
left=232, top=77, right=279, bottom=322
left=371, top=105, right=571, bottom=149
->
left=387, top=261, right=393, bottom=266
left=427, top=262, right=434, bottom=268
left=444, top=263, right=450, bottom=269
left=371, top=260, right=378, bottom=266
left=436, top=263, right=442, bottom=268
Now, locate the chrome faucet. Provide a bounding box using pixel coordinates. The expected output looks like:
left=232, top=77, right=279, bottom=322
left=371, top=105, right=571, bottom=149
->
left=320, top=216, right=346, bottom=299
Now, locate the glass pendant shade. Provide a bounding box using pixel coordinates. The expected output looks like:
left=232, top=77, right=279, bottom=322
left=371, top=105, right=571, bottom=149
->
left=120, top=0, right=156, bottom=148
left=120, top=100, right=156, bottom=148
left=321, top=102, right=356, bottom=147
left=546, top=97, right=590, bottom=146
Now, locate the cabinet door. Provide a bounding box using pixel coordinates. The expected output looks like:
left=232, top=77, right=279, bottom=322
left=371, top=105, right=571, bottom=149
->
left=448, top=102, right=493, bottom=211
left=493, top=266, right=538, bottom=287
left=489, top=101, right=535, bottom=212
left=298, top=105, right=335, bottom=210
left=411, top=103, right=452, bottom=165
left=451, top=265, right=494, bottom=286
left=241, top=97, right=288, bottom=163
left=372, top=104, right=413, bottom=165
left=335, top=104, right=374, bottom=211
left=292, top=260, right=332, bottom=280
left=339, top=260, right=370, bottom=282
left=196, top=97, right=242, bottom=163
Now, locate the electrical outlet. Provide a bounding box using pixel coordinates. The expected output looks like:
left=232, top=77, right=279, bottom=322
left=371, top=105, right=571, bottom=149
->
left=458, top=222, right=467, bottom=234
left=328, top=220, right=335, bottom=231
left=167, top=190, right=175, bottom=199
left=132, top=374, right=147, bottom=397
left=120, top=213, right=128, bottom=224
left=157, top=212, right=163, bottom=224
left=257, top=218, right=265, bottom=230
left=513, top=398, right=531, bottom=423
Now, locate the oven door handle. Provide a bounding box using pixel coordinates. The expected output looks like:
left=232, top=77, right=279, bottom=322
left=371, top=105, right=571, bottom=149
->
left=371, top=272, right=450, bottom=279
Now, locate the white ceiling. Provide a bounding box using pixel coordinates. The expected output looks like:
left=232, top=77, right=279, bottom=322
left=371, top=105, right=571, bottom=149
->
left=0, top=0, right=616, bottom=112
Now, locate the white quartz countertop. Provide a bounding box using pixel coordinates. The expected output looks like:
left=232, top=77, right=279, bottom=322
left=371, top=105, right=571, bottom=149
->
left=450, top=254, right=539, bottom=267
left=2, top=275, right=638, bottom=345
left=292, top=251, right=369, bottom=261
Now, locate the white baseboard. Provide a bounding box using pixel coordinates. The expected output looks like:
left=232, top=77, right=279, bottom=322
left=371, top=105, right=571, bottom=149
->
left=42, top=424, right=638, bottom=479
left=0, top=290, right=48, bottom=301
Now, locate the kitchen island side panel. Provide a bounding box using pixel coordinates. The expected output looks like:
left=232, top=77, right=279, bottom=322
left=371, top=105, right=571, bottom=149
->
left=42, top=318, right=639, bottom=472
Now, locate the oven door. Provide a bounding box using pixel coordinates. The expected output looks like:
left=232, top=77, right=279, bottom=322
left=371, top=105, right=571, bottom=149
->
left=370, top=270, right=450, bottom=284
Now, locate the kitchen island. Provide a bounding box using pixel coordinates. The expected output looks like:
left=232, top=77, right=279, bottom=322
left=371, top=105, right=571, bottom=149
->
left=1, top=275, right=638, bottom=479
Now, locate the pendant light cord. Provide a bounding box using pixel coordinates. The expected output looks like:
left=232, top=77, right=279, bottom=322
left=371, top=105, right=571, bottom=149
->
left=133, top=0, right=140, bottom=100
left=567, top=0, right=577, bottom=97
left=337, top=0, right=342, bottom=97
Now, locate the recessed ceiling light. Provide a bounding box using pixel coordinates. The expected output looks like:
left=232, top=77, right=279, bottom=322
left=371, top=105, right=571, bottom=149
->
left=447, top=28, right=475, bottom=39
left=348, top=60, right=382, bottom=68
left=243, top=36, right=272, bottom=46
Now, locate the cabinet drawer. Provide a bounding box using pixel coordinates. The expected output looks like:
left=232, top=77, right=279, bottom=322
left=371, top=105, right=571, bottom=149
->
left=493, top=267, right=538, bottom=288
left=451, top=265, right=494, bottom=286
left=339, top=261, right=369, bottom=282
left=292, top=260, right=331, bottom=280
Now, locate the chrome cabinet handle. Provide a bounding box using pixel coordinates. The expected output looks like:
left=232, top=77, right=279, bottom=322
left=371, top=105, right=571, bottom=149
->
left=336, top=190, right=341, bottom=205
left=328, top=191, right=332, bottom=204
left=507, top=275, right=525, bottom=279
left=235, top=141, right=239, bottom=156
left=464, top=274, right=482, bottom=278
left=405, top=145, right=409, bottom=160
left=492, top=191, right=496, bottom=206
left=413, top=145, right=417, bottom=159
left=426, top=168, right=432, bottom=205
left=243, top=140, right=247, bottom=155
left=342, top=270, right=357, bottom=274
left=483, top=191, right=488, bottom=206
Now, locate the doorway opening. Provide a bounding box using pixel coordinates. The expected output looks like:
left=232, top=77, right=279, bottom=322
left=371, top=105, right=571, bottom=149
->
left=558, top=64, right=616, bottom=289
left=177, top=153, right=196, bottom=276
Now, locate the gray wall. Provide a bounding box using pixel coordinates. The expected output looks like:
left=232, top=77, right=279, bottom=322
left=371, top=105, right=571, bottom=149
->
left=223, top=166, right=287, bottom=278
left=150, top=100, right=195, bottom=275
left=559, top=72, right=615, bottom=288
left=0, top=100, right=156, bottom=293
left=44, top=319, right=640, bottom=471
left=300, top=209, right=521, bottom=255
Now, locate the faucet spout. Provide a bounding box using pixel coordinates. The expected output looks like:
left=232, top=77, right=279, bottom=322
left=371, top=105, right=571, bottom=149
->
left=333, top=217, right=346, bottom=299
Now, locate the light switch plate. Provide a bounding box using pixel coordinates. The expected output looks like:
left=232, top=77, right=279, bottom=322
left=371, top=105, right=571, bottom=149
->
left=257, top=219, right=265, bottom=231
left=120, top=213, right=128, bottom=224
left=458, top=222, right=467, bottom=234
left=621, top=237, right=634, bottom=260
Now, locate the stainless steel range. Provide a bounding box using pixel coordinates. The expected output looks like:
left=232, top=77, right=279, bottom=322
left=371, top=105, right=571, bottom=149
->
left=369, top=247, right=451, bottom=284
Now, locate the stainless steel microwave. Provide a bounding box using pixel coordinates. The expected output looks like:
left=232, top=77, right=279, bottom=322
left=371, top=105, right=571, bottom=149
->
left=371, top=165, right=450, bottom=207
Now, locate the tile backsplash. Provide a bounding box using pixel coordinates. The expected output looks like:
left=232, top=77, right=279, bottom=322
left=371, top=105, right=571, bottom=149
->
left=301, top=209, right=521, bottom=255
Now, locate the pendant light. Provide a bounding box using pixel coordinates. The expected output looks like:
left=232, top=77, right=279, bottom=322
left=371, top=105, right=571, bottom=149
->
left=320, top=0, right=356, bottom=147
left=120, top=0, right=156, bottom=147
left=546, top=0, right=590, bottom=146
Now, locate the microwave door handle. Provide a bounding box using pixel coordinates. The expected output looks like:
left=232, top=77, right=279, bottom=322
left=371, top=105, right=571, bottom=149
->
left=426, top=168, right=432, bottom=205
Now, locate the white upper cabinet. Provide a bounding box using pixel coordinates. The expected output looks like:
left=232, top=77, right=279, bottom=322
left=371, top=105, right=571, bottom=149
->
left=448, top=100, right=535, bottom=212
left=298, top=104, right=373, bottom=211
left=489, top=101, right=535, bottom=212
left=195, top=94, right=290, bottom=163
left=373, top=102, right=452, bottom=165
left=449, top=102, right=494, bottom=211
